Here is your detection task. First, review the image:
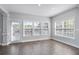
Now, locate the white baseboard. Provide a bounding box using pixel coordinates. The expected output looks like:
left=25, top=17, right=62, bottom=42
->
left=12, top=38, right=51, bottom=44
left=1, top=43, right=8, bottom=46
left=4, top=37, right=51, bottom=45
left=0, top=42, right=12, bottom=46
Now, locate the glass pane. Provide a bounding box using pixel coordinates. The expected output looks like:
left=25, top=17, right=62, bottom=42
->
left=34, top=22, right=41, bottom=29
left=41, top=22, right=49, bottom=35
left=33, top=22, right=41, bottom=36
left=41, top=23, right=48, bottom=29
left=23, top=22, right=32, bottom=29
left=23, top=21, right=32, bottom=36
left=55, top=21, right=63, bottom=35
left=41, top=29, right=48, bottom=35
left=33, top=29, right=41, bottom=36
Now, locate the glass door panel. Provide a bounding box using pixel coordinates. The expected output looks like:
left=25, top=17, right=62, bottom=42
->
left=11, top=22, right=21, bottom=41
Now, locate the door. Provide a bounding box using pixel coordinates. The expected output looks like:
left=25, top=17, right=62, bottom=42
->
left=11, top=22, right=21, bottom=41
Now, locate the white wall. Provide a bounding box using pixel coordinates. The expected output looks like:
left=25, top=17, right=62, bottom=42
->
left=0, top=7, right=9, bottom=45
left=51, top=7, right=79, bottom=48
left=8, top=12, right=51, bottom=44
left=0, top=14, right=3, bottom=44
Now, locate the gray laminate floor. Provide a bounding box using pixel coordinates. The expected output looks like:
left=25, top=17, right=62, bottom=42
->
left=0, top=39, right=79, bottom=55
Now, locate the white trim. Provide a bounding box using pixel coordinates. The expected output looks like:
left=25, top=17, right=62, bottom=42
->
left=12, top=38, right=51, bottom=44
left=1, top=43, right=8, bottom=46
left=2, top=37, right=51, bottom=45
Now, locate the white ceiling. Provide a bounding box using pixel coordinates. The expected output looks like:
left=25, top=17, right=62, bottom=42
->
left=0, top=4, right=77, bottom=17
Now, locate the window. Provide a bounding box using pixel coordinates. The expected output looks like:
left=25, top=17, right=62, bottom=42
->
left=33, top=22, right=41, bottom=36
left=41, top=22, right=49, bottom=35
left=23, top=21, right=33, bottom=36
left=33, top=22, right=49, bottom=36
left=23, top=21, right=49, bottom=36
left=55, top=18, right=75, bottom=39
left=11, top=21, right=49, bottom=42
